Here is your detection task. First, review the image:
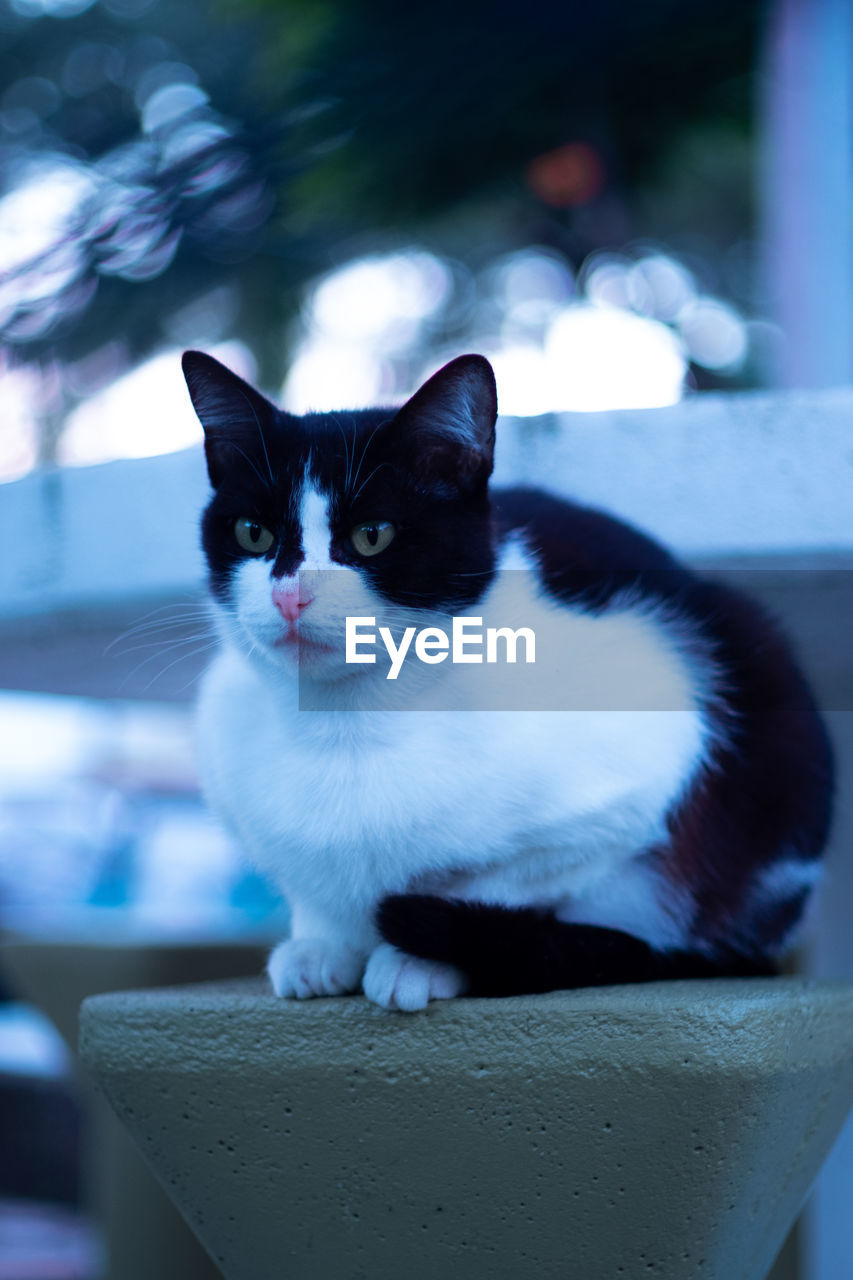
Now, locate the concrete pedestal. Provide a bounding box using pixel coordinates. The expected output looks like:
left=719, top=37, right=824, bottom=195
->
left=80, top=977, right=853, bottom=1280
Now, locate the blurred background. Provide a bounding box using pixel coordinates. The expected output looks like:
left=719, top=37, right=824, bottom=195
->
left=1, top=0, right=852, bottom=1276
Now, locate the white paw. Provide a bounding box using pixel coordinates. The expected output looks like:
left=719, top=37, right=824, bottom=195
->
left=362, top=943, right=467, bottom=1012
left=267, top=938, right=365, bottom=999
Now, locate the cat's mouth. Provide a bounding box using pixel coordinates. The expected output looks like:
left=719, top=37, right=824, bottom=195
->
left=272, top=627, right=336, bottom=656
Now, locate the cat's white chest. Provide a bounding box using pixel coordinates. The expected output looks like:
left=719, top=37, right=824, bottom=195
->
left=196, top=635, right=708, bottom=933
left=197, top=648, right=536, bottom=884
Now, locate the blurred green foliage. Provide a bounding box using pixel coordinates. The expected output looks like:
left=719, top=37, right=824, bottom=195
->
left=238, top=0, right=760, bottom=224
left=0, top=0, right=762, bottom=386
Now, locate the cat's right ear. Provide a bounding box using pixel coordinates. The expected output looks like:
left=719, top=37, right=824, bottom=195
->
left=182, top=350, right=277, bottom=489
left=392, top=354, right=497, bottom=493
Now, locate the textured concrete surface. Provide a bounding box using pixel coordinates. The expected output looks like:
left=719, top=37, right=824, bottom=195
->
left=80, top=977, right=853, bottom=1280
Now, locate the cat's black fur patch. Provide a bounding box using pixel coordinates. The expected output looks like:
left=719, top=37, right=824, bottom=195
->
left=481, top=487, right=835, bottom=967
left=377, top=895, right=777, bottom=996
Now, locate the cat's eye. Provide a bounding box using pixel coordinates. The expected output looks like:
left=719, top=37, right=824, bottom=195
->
left=350, top=521, right=395, bottom=557
left=234, top=517, right=275, bottom=555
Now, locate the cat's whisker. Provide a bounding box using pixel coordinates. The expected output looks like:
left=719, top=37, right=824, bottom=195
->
left=348, top=419, right=385, bottom=498
left=109, top=619, right=211, bottom=646
left=105, top=611, right=212, bottom=653
left=117, top=635, right=217, bottom=688
left=139, top=640, right=219, bottom=693
left=236, top=386, right=276, bottom=487
left=225, top=442, right=273, bottom=492
left=351, top=461, right=392, bottom=504
left=116, top=645, right=213, bottom=687
left=109, top=608, right=211, bottom=634
left=350, top=418, right=361, bottom=491
left=108, top=600, right=209, bottom=631
left=328, top=415, right=350, bottom=496
left=176, top=665, right=212, bottom=695
left=109, top=629, right=215, bottom=659
left=122, top=600, right=207, bottom=623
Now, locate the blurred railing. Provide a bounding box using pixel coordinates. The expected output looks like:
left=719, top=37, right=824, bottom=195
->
left=2, top=387, right=852, bottom=629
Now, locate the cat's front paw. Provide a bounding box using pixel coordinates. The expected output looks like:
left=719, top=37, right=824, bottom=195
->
left=268, top=938, right=365, bottom=999
left=363, top=942, right=467, bottom=1012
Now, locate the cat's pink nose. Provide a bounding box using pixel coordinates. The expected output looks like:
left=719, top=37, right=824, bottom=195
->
left=272, top=581, right=314, bottom=623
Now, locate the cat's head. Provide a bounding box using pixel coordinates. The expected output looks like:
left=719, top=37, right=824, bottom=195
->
left=183, top=351, right=498, bottom=682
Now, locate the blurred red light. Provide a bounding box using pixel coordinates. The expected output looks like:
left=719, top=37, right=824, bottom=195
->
left=526, top=142, right=604, bottom=207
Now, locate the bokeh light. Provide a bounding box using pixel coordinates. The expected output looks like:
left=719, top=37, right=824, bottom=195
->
left=307, top=252, right=452, bottom=346
left=283, top=245, right=696, bottom=417
left=677, top=297, right=748, bottom=371
left=0, top=358, right=43, bottom=482
left=0, top=162, right=93, bottom=281
left=584, top=252, right=653, bottom=313
left=526, top=142, right=605, bottom=207
left=0, top=231, right=755, bottom=482
left=543, top=304, right=686, bottom=412
left=282, top=250, right=451, bottom=411
left=9, top=0, right=95, bottom=16
left=0, top=47, right=268, bottom=354
left=488, top=345, right=555, bottom=417
left=282, top=340, right=390, bottom=414
left=493, top=248, right=575, bottom=334
left=58, top=341, right=254, bottom=466
left=629, top=254, right=697, bottom=322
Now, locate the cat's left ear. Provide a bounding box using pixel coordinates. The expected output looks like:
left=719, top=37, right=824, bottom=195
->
left=393, top=354, right=497, bottom=492
left=182, top=350, right=278, bottom=489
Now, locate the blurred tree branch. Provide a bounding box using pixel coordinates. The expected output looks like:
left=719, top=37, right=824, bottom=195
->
left=0, top=0, right=762, bottom=386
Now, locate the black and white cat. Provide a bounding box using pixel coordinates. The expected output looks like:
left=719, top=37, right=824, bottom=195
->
left=183, top=350, right=833, bottom=1011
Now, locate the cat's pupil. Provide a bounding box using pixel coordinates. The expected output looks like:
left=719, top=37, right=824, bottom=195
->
left=365, top=526, right=379, bottom=547
left=249, top=523, right=261, bottom=543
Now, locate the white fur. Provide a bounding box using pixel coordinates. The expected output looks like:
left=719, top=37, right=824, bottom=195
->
left=362, top=944, right=468, bottom=1011
left=299, top=485, right=334, bottom=569
left=196, top=512, right=718, bottom=1011
left=754, top=857, right=822, bottom=901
